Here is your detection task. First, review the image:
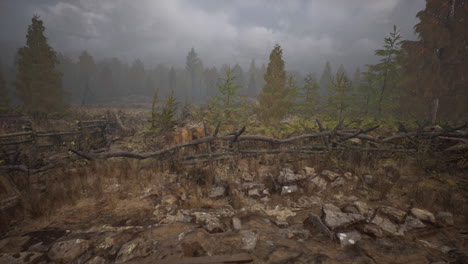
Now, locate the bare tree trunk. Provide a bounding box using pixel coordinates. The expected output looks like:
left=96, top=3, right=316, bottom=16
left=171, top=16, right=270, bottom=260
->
left=430, top=97, right=439, bottom=124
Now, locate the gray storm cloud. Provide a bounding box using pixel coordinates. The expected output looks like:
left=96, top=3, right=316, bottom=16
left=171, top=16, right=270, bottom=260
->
left=1, top=0, right=425, bottom=72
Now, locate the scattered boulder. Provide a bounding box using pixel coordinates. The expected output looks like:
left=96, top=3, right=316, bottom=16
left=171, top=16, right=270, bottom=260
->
left=322, top=204, right=365, bottom=230
left=304, top=212, right=334, bottom=239
left=302, top=167, right=316, bottom=177
left=278, top=168, right=306, bottom=184
left=241, top=182, right=265, bottom=191
left=240, top=230, right=258, bottom=250
left=192, top=212, right=225, bottom=233
left=161, top=195, right=178, bottom=205
left=310, top=176, right=327, bottom=190
left=379, top=206, right=407, bottom=224
left=115, top=238, right=158, bottom=263
left=48, top=239, right=91, bottom=263
left=337, top=231, right=361, bottom=247
left=87, top=256, right=107, bottom=264
left=435, top=211, right=454, bottom=227
left=279, top=225, right=311, bottom=240
left=281, top=185, right=299, bottom=195
left=248, top=188, right=261, bottom=197
left=208, top=186, right=226, bottom=198
left=370, top=216, right=404, bottom=236
left=330, top=177, right=346, bottom=188
left=322, top=170, right=340, bottom=181
left=400, top=215, right=426, bottom=232
left=411, top=208, right=436, bottom=224
left=232, top=217, right=242, bottom=230
left=358, top=224, right=384, bottom=238
left=274, top=220, right=289, bottom=228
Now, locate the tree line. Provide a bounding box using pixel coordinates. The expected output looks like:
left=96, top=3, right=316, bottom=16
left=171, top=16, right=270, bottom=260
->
left=0, top=0, right=466, bottom=123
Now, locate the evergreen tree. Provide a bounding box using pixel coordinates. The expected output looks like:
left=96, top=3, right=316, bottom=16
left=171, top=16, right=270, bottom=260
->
left=129, top=59, right=145, bottom=95
left=328, top=70, right=352, bottom=118
left=14, top=15, right=64, bottom=113
left=215, top=66, right=241, bottom=107
left=78, top=51, right=95, bottom=105
left=159, top=90, right=178, bottom=131
left=367, top=25, right=405, bottom=115
left=186, top=48, right=201, bottom=101
left=232, top=63, right=245, bottom=94
left=257, top=44, right=291, bottom=123
left=402, top=0, right=467, bottom=122
left=247, top=59, right=257, bottom=97
left=319, top=61, right=333, bottom=100
left=0, top=59, right=9, bottom=108
left=299, top=73, right=320, bottom=114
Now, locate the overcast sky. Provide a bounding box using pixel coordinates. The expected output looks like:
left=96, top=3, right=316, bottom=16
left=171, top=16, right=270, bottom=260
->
left=0, top=0, right=425, bottom=73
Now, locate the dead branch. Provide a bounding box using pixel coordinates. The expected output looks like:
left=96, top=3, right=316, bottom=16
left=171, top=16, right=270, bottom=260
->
left=338, top=125, right=380, bottom=142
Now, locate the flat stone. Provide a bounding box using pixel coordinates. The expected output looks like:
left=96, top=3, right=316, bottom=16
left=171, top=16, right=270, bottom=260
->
left=379, top=206, right=407, bottom=224
left=208, top=186, right=226, bottom=198
left=337, top=231, right=361, bottom=247
left=411, top=208, right=436, bottom=224
left=278, top=168, right=306, bottom=184
left=48, top=239, right=91, bottom=263
left=115, top=238, right=158, bottom=263
left=304, top=213, right=334, bottom=240
left=303, top=167, right=316, bottom=177
left=86, top=256, right=107, bottom=264
left=322, top=170, right=340, bottom=181
left=192, top=212, right=225, bottom=233
left=371, top=216, right=404, bottom=236
left=161, top=195, right=178, bottom=205
left=248, top=188, right=261, bottom=197
left=322, top=204, right=365, bottom=230
left=400, top=216, right=426, bottom=232
left=274, top=220, right=289, bottom=228
left=240, top=230, right=257, bottom=250
left=232, top=217, right=242, bottom=230
left=363, top=174, right=373, bottom=184
left=281, top=185, right=299, bottom=195
left=343, top=172, right=354, bottom=180
left=330, top=177, right=346, bottom=188
left=436, top=211, right=453, bottom=227
left=358, top=224, right=384, bottom=238
left=310, top=176, right=327, bottom=190
left=241, top=182, right=265, bottom=190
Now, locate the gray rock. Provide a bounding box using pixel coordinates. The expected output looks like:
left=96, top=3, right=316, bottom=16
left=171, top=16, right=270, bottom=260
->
left=248, top=188, right=261, bottom=197
left=400, top=215, right=426, bottom=232
left=279, top=226, right=311, bottom=240
left=322, top=204, right=365, bottom=230
left=281, top=185, right=299, bottom=195
left=411, top=208, right=436, bottom=224
left=304, top=213, right=334, bottom=239
left=115, top=238, right=158, bottom=263
left=302, top=167, right=316, bottom=177
left=192, top=212, right=225, bottom=233
left=322, top=170, right=340, bottom=181
left=232, top=217, right=242, bottom=230
left=310, top=176, right=327, bottom=190
left=161, top=195, right=178, bottom=205
left=241, top=230, right=258, bottom=250
left=371, top=216, right=404, bottom=236
left=274, top=220, right=289, bottom=228
left=330, top=177, right=346, bottom=188
left=278, top=168, right=306, bottom=184
left=337, top=231, right=361, bottom=247
left=208, top=186, right=226, bottom=198
left=241, top=182, right=265, bottom=191
left=48, top=239, right=91, bottom=263
left=379, top=206, right=407, bottom=224
left=436, top=211, right=454, bottom=227
left=358, top=224, right=384, bottom=238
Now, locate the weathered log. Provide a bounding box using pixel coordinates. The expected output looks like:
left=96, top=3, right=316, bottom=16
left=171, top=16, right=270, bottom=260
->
left=137, top=253, right=253, bottom=264
left=338, top=125, right=380, bottom=142
left=0, top=131, right=33, bottom=139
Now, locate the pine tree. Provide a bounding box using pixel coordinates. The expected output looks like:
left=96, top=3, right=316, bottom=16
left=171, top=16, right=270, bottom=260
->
left=328, top=70, right=352, bottom=118
left=0, top=59, right=9, bottom=108
left=14, top=15, right=64, bottom=114
left=299, top=73, right=320, bottom=114
left=215, top=67, right=241, bottom=107
left=247, top=59, right=257, bottom=96
left=78, top=51, right=95, bottom=105
left=159, top=90, right=178, bottom=131
left=186, top=48, right=201, bottom=102
left=257, top=44, right=291, bottom=123
left=319, top=61, right=333, bottom=100
left=402, top=0, right=467, bottom=122
left=367, top=25, right=405, bottom=115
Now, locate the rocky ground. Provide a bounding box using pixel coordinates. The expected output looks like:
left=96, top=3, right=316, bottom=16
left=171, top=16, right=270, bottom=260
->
left=1, top=159, right=467, bottom=264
